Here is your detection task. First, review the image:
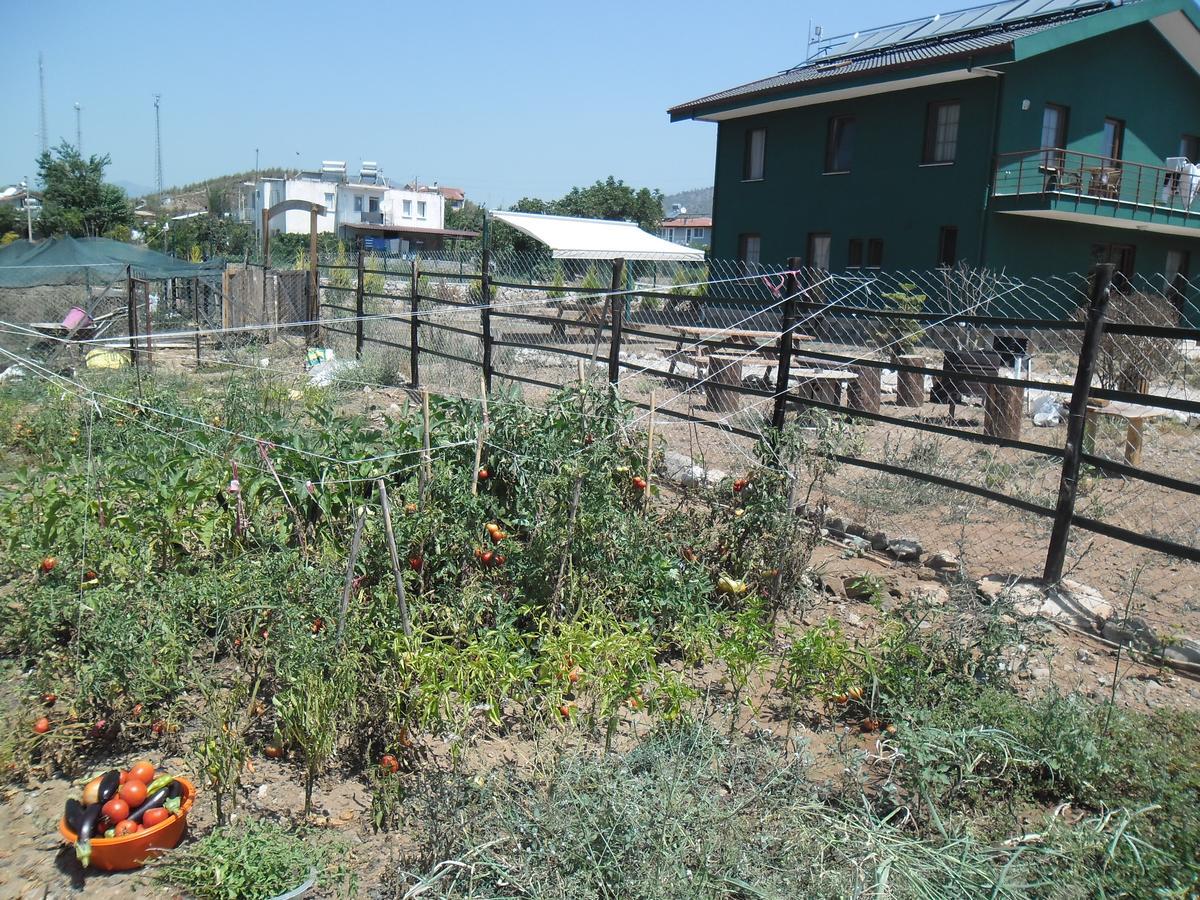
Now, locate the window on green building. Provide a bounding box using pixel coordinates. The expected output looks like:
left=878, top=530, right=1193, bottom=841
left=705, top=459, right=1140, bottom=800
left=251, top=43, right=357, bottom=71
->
left=824, top=116, right=855, bottom=173
left=937, top=226, right=958, bottom=267
left=1180, top=134, right=1200, bottom=163
left=847, top=238, right=864, bottom=268
left=1100, top=118, right=1124, bottom=165
left=743, top=128, right=766, bottom=181
left=1041, top=104, right=1069, bottom=167
left=867, top=239, right=884, bottom=269
left=738, top=233, right=762, bottom=272
left=922, top=101, right=960, bottom=164
left=807, top=233, right=831, bottom=270
left=1091, top=242, right=1136, bottom=284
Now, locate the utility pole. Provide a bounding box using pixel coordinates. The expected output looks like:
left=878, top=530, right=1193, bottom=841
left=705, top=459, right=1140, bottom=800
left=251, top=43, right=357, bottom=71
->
left=38, top=53, right=48, bottom=155
left=153, top=94, right=163, bottom=196
left=74, top=102, right=82, bottom=155
left=21, top=179, right=33, bottom=241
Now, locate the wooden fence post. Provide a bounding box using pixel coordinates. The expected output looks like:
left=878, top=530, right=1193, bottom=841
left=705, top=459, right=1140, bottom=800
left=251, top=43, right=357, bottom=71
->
left=126, top=265, right=139, bottom=370
left=355, top=237, right=365, bottom=359
left=307, top=206, right=319, bottom=345
left=410, top=258, right=421, bottom=387
left=606, top=257, right=627, bottom=387
left=771, top=259, right=802, bottom=430
left=1043, top=263, right=1114, bottom=583
left=480, top=217, right=494, bottom=391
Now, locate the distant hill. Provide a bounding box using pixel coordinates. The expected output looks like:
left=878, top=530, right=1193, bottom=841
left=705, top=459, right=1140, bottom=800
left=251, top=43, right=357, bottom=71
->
left=662, top=187, right=712, bottom=217
left=113, top=179, right=156, bottom=199
left=142, top=168, right=287, bottom=214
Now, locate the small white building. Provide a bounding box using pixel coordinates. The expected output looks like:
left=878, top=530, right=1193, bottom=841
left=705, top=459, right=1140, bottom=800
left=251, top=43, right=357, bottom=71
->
left=658, top=214, right=712, bottom=248
left=247, top=161, right=471, bottom=253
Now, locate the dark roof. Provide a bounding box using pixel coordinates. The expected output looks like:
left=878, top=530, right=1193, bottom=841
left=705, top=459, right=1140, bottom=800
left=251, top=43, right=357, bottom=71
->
left=669, top=0, right=1126, bottom=119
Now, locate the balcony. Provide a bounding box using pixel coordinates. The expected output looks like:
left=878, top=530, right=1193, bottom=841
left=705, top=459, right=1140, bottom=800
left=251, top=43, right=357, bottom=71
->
left=360, top=210, right=384, bottom=225
left=991, top=148, right=1200, bottom=234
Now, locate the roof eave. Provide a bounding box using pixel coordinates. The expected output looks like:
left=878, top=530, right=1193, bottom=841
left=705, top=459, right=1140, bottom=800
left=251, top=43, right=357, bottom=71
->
left=668, top=46, right=1013, bottom=122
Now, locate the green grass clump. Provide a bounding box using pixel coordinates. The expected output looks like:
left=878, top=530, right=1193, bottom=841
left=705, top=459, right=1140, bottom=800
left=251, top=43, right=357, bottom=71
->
left=155, top=819, right=339, bottom=900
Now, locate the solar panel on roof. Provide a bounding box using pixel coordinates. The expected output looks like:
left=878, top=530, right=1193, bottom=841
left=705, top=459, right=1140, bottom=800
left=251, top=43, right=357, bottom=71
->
left=810, top=0, right=1112, bottom=59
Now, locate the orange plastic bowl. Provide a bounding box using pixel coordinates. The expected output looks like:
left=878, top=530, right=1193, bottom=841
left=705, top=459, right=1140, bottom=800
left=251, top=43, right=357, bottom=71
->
left=58, top=776, right=196, bottom=872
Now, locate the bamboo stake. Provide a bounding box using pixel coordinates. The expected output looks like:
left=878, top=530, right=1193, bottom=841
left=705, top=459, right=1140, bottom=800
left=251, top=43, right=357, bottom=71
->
left=418, top=388, right=432, bottom=502
left=377, top=479, right=412, bottom=638
left=644, top=389, right=656, bottom=515
left=335, top=502, right=369, bottom=645
left=471, top=376, right=489, bottom=496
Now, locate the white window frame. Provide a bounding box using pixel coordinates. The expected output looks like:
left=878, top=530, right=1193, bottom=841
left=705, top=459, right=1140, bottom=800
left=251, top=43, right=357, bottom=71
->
left=417, top=200, right=427, bottom=219
left=402, top=199, right=412, bottom=217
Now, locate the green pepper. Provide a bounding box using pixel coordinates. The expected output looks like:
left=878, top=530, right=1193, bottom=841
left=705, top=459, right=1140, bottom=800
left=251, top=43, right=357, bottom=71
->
left=146, top=774, right=174, bottom=795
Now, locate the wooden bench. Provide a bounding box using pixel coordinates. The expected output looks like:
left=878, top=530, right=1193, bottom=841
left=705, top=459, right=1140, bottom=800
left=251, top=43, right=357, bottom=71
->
left=550, top=298, right=607, bottom=341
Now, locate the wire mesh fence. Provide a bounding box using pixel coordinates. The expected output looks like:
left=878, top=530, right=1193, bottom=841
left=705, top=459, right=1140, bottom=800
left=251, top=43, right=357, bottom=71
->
left=1, top=247, right=1197, bottom=642
left=311, top=249, right=1200, bottom=640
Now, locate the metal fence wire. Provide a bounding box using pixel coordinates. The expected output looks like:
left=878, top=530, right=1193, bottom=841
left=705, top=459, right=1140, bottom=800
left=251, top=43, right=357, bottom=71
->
left=1, top=248, right=1197, bottom=642
left=314, top=249, right=1200, bottom=640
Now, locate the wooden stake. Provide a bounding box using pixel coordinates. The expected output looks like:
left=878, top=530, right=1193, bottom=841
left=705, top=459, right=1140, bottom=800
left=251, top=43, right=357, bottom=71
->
left=377, top=480, right=412, bottom=638
left=471, top=376, right=489, bottom=496
left=419, top=388, right=432, bottom=502
left=335, top=502, right=369, bottom=645
left=644, top=390, right=656, bottom=514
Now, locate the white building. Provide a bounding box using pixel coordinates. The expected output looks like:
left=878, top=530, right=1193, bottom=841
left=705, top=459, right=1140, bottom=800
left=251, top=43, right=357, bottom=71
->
left=658, top=214, right=712, bottom=248
left=246, top=161, right=472, bottom=253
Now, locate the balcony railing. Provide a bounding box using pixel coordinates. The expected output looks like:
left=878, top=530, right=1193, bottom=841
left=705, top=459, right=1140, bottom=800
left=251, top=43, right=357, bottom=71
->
left=360, top=210, right=384, bottom=225
left=992, top=148, right=1199, bottom=222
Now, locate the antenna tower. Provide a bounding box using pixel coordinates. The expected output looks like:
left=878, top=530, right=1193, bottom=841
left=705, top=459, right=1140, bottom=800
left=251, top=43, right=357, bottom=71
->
left=74, top=102, right=82, bottom=155
left=154, top=94, right=163, bottom=195
left=38, top=52, right=48, bottom=155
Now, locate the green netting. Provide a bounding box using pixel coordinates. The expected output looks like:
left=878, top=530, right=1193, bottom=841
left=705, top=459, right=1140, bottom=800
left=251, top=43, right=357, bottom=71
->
left=0, top=236, right=220, bottom=287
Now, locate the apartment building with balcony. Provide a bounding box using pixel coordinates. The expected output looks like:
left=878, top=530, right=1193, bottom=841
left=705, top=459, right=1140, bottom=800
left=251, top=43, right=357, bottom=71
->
left=249, top=161, right=473, bottom=253
left=669, top=0, right=1200, bottom=299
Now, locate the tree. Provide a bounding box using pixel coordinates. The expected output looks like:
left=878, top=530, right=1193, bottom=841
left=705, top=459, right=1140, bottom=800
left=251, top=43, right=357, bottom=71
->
left=552, top=177, right=664, bottom=232
left=35, top=142, right=134, bottom=238
left=0, top=205, right=22, bottom=239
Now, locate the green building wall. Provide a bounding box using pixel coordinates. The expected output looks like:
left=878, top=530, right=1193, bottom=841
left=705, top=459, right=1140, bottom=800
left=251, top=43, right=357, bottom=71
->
left=710, top=20, right=1200, bottom=285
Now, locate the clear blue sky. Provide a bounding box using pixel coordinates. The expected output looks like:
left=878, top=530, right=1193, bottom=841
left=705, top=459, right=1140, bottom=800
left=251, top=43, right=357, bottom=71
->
left=3, top=0, right=935, bottom=206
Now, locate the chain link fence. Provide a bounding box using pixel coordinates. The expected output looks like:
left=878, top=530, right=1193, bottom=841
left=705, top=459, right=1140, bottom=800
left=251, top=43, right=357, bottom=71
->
left=301, top=248, right=1200, bottom=644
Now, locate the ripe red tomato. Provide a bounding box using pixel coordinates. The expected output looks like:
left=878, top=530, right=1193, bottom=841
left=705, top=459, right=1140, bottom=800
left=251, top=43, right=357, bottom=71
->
left=478, top=467, right=490, bottom=480
left=733, top=478, right=748, bottom=493
left=128, top=760, right=156, bottom=785
left=40, top=556, right=57, bottom=573
left=102, top=797, right=130, bottom=824
left=408, top=556, right=423, bottom=571
left=119, top=778, right=148, bottom=807
left=311, top=618, right=325, bottom=634
left=151, top=720, right=166, bottom=736
left=379, top=754, right=400, bottom=774
left=114, top=819, right=141, bottom=836
left=42, top=692, right=57, bottom=706
left=131, top=702, right=143, bottom=717
left=33, top=716, right=50, bottom=734
left=493, top=554, right=506, bottom=566
left=481, top=550, right=494, bottom=566
left=632, top=476, right=647, bottom=492
left=142, top=807, right=171, bottom=828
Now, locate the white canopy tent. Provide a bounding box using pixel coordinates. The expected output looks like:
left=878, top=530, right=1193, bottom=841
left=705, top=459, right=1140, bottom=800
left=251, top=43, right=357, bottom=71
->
left=490, top=210, right=705, bottom=262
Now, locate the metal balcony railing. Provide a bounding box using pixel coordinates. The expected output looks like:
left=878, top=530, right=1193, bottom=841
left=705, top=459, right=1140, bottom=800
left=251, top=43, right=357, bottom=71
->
left=360, top=211, right=384, bottom=225
left=992, top=148, right=1200, bottom=222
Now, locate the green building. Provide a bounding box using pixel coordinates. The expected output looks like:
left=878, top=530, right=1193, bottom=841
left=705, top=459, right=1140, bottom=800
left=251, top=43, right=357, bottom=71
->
left=669, top=0, right=1200, bottom=292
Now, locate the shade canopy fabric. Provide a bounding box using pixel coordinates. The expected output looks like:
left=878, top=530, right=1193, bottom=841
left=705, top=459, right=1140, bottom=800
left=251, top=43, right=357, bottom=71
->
left=0, top=237, right=220, bottom=288
left=491, top=211, right=705, bottom=261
